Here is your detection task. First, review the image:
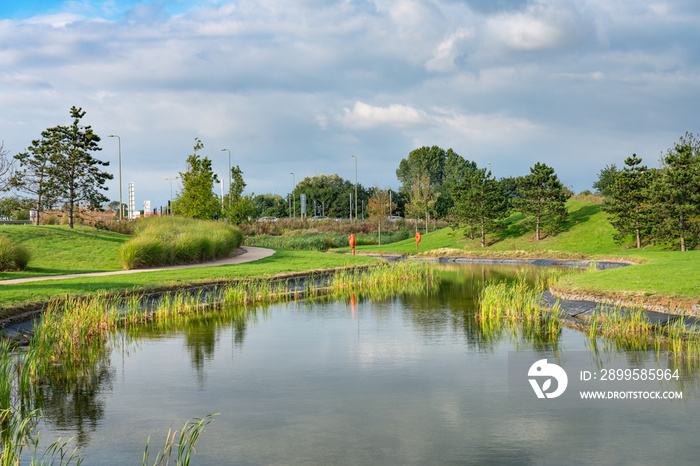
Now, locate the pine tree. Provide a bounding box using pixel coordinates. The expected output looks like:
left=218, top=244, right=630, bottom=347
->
left=12, top=137, right=59, bottom=225
left=0, top=141, right=15, bottom=193
left=45, top=107, right=113, bottom=229
left=451, top=168, right=507, bottom=247
left=604, top=154, right=652, bottom=248
left=651, top=136, right=700, bottom=251
left=513, top=162, right=569, bottom=241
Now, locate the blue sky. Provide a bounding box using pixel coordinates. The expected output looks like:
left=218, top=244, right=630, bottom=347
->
left=1, top=0, right=699, bottom=209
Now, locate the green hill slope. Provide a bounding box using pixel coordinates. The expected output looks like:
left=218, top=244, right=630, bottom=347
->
left=341, top=199, right=699, bottom=304
left=349, top=199, right=641, bottom=259
left=0, top=225, right=128, bottom=279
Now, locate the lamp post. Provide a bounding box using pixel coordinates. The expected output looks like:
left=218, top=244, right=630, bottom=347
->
left=350, top=155, right=357, bottom=222
left=221, top=149, right=231, bottom=210
left=107, top=135, right=122, bottom=220
left=290, top=172, right=295, bottom=220
left=165, top=177, right=178, bottom=215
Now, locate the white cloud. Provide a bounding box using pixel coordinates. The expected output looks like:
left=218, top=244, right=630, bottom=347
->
left=426, top=28, right=474, bottom=72
left=484, top=1, right=583, bottom=52
left=0, top=0, right=699, bottom=204
left=338, top=102, right=427, bottom=130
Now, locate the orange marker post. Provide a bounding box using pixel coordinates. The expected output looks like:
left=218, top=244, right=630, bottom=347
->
left=415, top=231, right=421, bottom=251
left=349, top=234, right=356, bottom=256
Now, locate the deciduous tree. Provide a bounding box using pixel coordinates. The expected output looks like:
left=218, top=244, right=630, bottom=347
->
left=593, top=164, right=619, bottom=197
left=174, top=138, right=220, bottom=219
left=367, top=186, right=395, bottom=245
left=224, top=165, right=256, bottom=223
left=405, top=172, right=435, bottom=233
left=0, top=141, right=15, bottom=193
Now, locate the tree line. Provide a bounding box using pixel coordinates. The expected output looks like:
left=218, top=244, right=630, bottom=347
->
left=597, top=132, right=700, bottom=251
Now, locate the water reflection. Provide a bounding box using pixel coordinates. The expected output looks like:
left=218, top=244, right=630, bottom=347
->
left=24, top=263, right=700, bottom=463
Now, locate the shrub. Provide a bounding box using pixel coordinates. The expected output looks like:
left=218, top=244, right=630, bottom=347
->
left=0, top=236, right=32, bottom=271
left=119, top=217, right=243, bottom=269
left=39, top=214, right=59, bottom=225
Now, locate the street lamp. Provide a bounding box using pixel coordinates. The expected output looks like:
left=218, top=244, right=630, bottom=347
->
left=290, top=172, right=295, bottom=220
left=165, top=177, right=178, bottom=215
left=221, top=149, right=231, bottom=209
left=350, top=155, right=357, bottom=222
left=107, top=135, right=122, bottom=220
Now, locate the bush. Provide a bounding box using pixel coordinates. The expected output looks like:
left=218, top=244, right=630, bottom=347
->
left=119, top=217, right=243, bottom=269
left=39, top=214, right=59, bottom=225
left=0, top=236, right=31, bottom=271
left=11, top=210, right=29, bottom=221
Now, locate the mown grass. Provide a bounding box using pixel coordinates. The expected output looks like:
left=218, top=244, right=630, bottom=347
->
left=337, top=200, right=648, bottom=259
left=0, top=249, right=379, bottom=313
left=333, top=199, right=699, bottom=306
left=554, top=251, right=700, bottom=304
left=0, top=225, right=128, bottom=279
left=120, top=217, right=243, bottom=269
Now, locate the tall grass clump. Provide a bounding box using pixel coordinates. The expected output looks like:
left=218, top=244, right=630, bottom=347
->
left=0, top=341, right=84, bottom=465
left=142, top=414, right=218, bottom=466
left=120, top=217, right=243, bottom=269
left=477, top=274, right=562, bottom=340
left=0, top=236, right=31, bottom=271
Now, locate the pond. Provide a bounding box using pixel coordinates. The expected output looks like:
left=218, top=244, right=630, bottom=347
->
left=28, top=264, right=700, bottom=464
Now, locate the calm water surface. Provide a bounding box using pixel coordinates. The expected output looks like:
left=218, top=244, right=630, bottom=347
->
left=33, top=264, right=700, bottom=464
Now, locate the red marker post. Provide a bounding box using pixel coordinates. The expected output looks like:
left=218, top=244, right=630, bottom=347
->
left=415, top=231, right=421, bottom=251
left=349, top=234, right=356, bottom=256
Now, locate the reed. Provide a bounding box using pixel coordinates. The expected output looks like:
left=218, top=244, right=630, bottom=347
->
left=142, top=414, right=218, bottom=466
left=476, top=273, right=563, bottom=349
left=0, top=342, right=83, bottom=465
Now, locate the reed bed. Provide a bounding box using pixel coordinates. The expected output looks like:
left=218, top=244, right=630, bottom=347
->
left=0, top=261, right=438, bottom=463
left=478, top=277, right=562, bottom=339
left=585, top=303, right=700, bottom=361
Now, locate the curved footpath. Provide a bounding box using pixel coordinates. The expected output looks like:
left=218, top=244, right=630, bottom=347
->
left=0, top=246, right=276, bottom=285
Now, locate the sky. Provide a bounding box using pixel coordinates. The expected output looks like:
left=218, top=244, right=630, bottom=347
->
left=1, top=0, right=699, bottom=210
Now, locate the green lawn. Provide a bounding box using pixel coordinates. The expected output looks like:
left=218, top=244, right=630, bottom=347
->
left=335, top=199, right=699, bottom=304
left=0, top=249, right=378, bottom=313
left=0, top=225, right=127, bottom=279
left=343, top=200, right=657, bottom=260
left=554, top=251, right=700, bottom=304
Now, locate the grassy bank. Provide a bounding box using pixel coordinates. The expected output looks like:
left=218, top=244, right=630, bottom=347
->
left=0, top=249, right=379, bottom=315
left=336, top=200, right=646, bottom=259
left=478, top=274, right=700, bottom=358
left=0, top=225, right=128, bottom=279
left=334, top=199, right=699, bottom=307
